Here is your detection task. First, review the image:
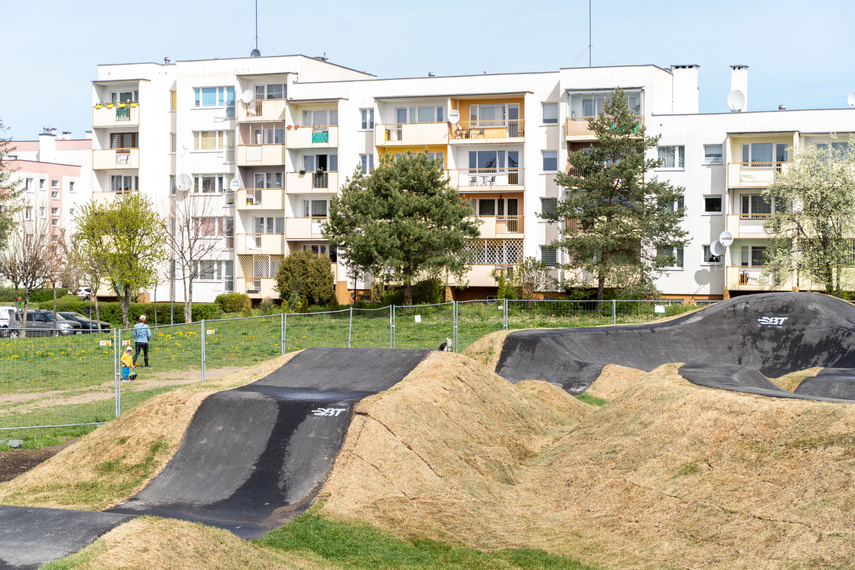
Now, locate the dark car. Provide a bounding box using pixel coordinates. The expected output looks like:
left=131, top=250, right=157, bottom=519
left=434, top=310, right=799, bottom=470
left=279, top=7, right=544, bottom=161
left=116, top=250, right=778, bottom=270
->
left=23, top=310, right=83, bottom=336
left=59, top=312, right=111, bottom=333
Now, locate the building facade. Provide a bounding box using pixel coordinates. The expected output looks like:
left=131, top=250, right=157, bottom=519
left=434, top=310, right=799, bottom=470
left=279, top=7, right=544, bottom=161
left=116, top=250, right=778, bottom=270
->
left=88, top=56, right=855, bottom=304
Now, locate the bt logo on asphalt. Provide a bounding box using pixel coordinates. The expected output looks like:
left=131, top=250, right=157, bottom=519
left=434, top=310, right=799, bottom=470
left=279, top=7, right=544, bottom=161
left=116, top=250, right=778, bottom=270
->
left=311, top=407, right=347, bottom=417
left=757, top=316, right=788, bottom=326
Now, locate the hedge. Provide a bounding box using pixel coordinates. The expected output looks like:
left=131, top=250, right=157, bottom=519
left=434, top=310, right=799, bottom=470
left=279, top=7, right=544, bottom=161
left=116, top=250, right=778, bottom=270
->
left=35, top=299, right=221, bottom=328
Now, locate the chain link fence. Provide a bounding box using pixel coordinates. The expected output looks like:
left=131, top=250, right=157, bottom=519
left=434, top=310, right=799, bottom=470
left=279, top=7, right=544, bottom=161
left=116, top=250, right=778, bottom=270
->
left=0, top=299, right=716, bottom=433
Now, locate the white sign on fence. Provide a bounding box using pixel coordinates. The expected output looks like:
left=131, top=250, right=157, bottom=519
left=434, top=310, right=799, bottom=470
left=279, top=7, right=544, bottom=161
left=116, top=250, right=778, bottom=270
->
left=207, top=329, right=216, bottom=336
left=99, top=340, right=111, bottom=347
left=654, top=305, right=666, bottom=314
left=414, top=315, right=421, bottom=323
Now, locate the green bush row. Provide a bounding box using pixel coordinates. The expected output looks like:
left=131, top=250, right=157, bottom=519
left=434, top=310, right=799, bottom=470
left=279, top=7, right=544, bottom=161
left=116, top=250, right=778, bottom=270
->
left=0, top=288, right=61, bottom=304
left=34, top=299, right=221, bottom=328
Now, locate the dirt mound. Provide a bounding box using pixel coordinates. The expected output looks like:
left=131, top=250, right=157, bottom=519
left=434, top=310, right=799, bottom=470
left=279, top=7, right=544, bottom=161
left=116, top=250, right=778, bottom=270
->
left=316, top=356, right=855, bottom=569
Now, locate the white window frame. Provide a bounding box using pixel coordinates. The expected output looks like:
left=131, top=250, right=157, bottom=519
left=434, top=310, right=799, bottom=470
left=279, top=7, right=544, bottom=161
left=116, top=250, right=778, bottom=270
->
left=702, top=245, right=722, bottom=265
left=360, top=108, right=374, bottom=130
left=193, top=130, right=233, bottom=151
left=302, top=199, right=329, bottom=218
left=301, top=109, right=339, bottom=127
left=395, top=106, right=444, bottom=124
left=542, top=150, right=558, bottom=172
left=359, top=153, right=374, bottom=174
left=657, top=245, right=684, bottom=270
left=254, top=84, right=286, bottom=100
left=703, top=195, right=723, bottom=216
left=542, top=102, right=558, bottom=124
left=193, top=175, right=229, bottom=194
left=703, top=144, right=723, bottom=165
left=657, top=145, right=685, bottom=169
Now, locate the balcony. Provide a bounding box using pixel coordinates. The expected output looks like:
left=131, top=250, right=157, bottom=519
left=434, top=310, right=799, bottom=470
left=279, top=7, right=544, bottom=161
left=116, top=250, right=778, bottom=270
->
left=728, top=162, right=790, bottom=188
left=374, top=122, right=449, bottom=147
left=725, top=265, right=794, bottom=292
left=286, top=126, right=338, bottom=149
left=449, top=168, right=523, bottom=190
left=725, top=213, right=772, bottom=238
left=565, top=115, right=644, bottom=141
left=469, top=215, right=524, bottom=239
left=236, top=188, right=285, bottom=211
left=237, top=100, right=287, bottom=122
left=93, top=149, right=139, bottom=170
left=285, top=171, right=339, bottom=194
left=92, top=104, right=139, bottom=127
left=285, top=217, right=327, bottom=240
left=236, top=144, right=287, bottom=166
left=236, top=233, right=285, bottom=256
left=237, top=277, right=278, bottom=299
left=449, top=120, right=524, bottom=143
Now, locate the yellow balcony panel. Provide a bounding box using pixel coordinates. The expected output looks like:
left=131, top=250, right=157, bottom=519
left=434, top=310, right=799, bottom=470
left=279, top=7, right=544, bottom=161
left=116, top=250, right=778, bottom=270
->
left=236, top=233, right=285, bottom=256
left=450, top=168, right=524, bottom=190
left=285, top=217, right=327, bottom=240
left=236, top=188, right=285, bottom=211
left=565, top=115, right=644, bottom=141
left=725, top=213, right=772, bottom=238
left=93, top=149, right=139, bottom=170
left=237, top=99, right=287, bottom=122
left=92, top=104, right=139, bottom=128
left=237, top=277, right=279, bottom=299
left=725, top=265, right=793, bottom=292
left=374, top=122, right=449, bottom=147
left=468, top=215, right=524, bottom=239
left=286, top=126, right=338, bottom=149
left=236, top=144, right=287, bottom=167
left=285, top=171, right=340, bottom=194
left=728, top=162, right=789, bottom=188
left=449, top=120, right=525, bottom=144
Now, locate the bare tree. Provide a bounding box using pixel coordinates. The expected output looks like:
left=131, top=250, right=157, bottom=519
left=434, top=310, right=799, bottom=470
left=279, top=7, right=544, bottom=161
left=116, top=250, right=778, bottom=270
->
left=164, top=193, right=227, bottom=323
left=0, top=210, right=55, bottom=336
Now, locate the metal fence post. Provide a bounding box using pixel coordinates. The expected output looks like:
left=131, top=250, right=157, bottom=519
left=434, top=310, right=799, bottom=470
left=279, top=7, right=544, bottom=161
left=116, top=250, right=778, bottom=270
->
left=114, top=328, right=120, bottom=418
left=280, top=312, right=286, bottom=356
left=391, top=305, right=396, bottom=349
left=348, top=307, right=353, bottom=348
left=452, top=301, right=458, bottom=352
left=503, top=301, right=508, bottom=330
left=612, top=300, right=617, bottom=325
left=201, top=319, right=206, bottom=383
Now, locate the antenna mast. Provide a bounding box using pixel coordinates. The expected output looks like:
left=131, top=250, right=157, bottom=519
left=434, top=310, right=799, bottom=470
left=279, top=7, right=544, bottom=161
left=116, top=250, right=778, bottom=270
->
left=588, top=0, right=592, bottom=67
left=250, top=0, right=261, bottom=57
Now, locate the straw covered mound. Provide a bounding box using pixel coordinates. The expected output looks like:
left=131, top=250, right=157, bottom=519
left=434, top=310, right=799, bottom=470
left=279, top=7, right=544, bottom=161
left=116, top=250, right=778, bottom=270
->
left=5, top=348, right=855, bottom=568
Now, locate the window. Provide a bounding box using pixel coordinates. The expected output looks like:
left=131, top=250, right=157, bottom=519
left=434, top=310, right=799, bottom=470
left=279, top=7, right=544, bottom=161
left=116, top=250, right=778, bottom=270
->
left=170, top=90, right=177, bottom=111
left=704, top=195, right=722, bottom=214
left=541, top=197, right=557, bottom=215
left=303, top=154, right=338, bottom=172
left=542, top=102, right=558, bottom=124
left=111, top=175, right=139, bottom=192
left=252, top=126, right=286, bottom=144
left=303, top=200, right=329, bottom=218
left=195, top=217, right=224, bottom=237
left=39, top=179, right=45, bottom=189
left=470, top=198, right=518, bottom=219
left=395, top=106, right=444, bottom=124
left=657, top=246, right=684, bottom=269
left=468, top=150, right=519, bottom=173
left=741, top=194, right=773, bottom=215
left=111, top=90, right=138, bottom=104
left=704, top=144, right=723, bottom=164
left=24, top=207, right=32, bottom=220
left=816, top=142, right=850, bottom=159
left=742, top=142, right=788, bottom=166
left=658, top=146, right=685, bottom=169
left=394, top=152, right=443, bottom=164
left=302, top=109, right=338, bottom=127
left=69, top=181, right=75, bottom=192
left=469, top=103, right=518, bottom=127
left=51, top=218, right=59, bottom=227
left=740, top=245, right=766, bottom=267
left=51, top=207, right=59, bottom=216
left=541, top=247, right=557, bottom=266
left=194, top=175, right=228, bottom=194
left=193, top=131, right=233, bottom=151
left=25, top=178, right=33, bottom=192
left=543, top=150, right=558, bottom=172
left=253, top=172, right=283, bottom=188
left=253, top=216, right=285, bottom=234
left=51, top=180, right=59, bottom=189
left=69, top=207, right=75, bottom=217
left=702, top=245, right=721, bottom=265
left=359, top=153, right=374, bottom=174
left=39, top=207, right=46, bottom=219
left=110, top=132, right=139, bottom=148
left=302, top=243, right=337, bottom=262
left=255, top=84, right=285, bottom=100
left=51, top=191, right=59, bottom=200
left=360, top=108, right=374, bottom=130
left=660, top=195, right=685, bottom=215
left=194, top=87, right=235, bottom=111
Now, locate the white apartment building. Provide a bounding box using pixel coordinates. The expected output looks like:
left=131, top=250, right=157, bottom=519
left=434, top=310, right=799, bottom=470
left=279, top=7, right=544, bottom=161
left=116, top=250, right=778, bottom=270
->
left=89, top=56, right=855, bottom=303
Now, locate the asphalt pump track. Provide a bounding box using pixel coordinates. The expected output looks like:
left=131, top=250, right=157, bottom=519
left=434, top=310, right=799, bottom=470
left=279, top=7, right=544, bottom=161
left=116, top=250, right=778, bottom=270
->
left=0, top=348, right=429, bottom=569
left=496, top=291, right=855, bottom=401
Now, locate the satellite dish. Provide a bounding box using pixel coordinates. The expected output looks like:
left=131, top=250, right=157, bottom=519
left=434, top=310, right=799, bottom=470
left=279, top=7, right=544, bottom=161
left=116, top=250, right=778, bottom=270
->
left=727, top=90, right=745, bottom=112
left=176, top=173, right=193, bottom=192
left=848, top=91, right=855, bottom=108
left=240, top=89, right=254, bottom=104
left=718, top=231, right=734, bottom=247
left=710, top=241, right=724, bottom=257
left=229, top=178, right=240, bottom=192
left=448, top=109, right=460, bottom=125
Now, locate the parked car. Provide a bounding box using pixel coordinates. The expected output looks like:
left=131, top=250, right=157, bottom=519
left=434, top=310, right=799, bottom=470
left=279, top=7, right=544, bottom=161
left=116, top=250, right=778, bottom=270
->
left=23, top=310, right=83, bottom=336
left=77, top=287, right=93, bottom=300
left=0, top=307, right=20, bottom=338
left=59, top=311, right=111, bottom=333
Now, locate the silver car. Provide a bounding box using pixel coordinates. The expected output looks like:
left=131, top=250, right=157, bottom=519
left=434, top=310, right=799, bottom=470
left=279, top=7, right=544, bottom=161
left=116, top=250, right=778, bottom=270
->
left=24, top=310, right=83, bottom=336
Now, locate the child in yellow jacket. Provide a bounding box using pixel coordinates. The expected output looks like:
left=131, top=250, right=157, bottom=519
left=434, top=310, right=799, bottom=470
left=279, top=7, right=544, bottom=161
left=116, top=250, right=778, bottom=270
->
left=121, top=346, right=134, bottom=381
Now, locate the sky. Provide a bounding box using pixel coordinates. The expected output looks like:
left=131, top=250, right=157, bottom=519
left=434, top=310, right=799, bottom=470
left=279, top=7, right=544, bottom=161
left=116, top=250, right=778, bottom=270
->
left=2, top=0, right=854, bottom=142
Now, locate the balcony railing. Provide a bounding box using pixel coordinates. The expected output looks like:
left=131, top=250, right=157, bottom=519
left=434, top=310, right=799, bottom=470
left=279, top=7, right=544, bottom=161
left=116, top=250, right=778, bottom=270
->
left=374, top=122, right=449, bottom=146
left=236, top=144, right=287, bottom=166
left=565, top=115, right=644, bottom=140
left=452, top=168, right=523, bottom=188
left=285, top=171, right=339, bottom=194
left=286, top=125, right=338, bottom=148
left=728, top=162, right=790, bottom=187
left=450, top=120, right=524, bottom=141
left=92, top=104, right=140, bottom=127
left=236, top=233, right=285, bottom=255
left=237, top=188, right=285, bottom=210
left=725, top=213, right=772, bottom=237
left=93, top=148, right=139, bottom=170
left=238, top=99, right=287, bottom=122
left=469, top=215, right=524, bottom=238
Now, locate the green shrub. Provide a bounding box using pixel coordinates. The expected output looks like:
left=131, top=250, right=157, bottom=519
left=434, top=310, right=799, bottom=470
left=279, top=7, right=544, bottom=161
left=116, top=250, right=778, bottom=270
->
left=412, top=277, right=445, bottom=305
left=34, top=300, right=221, bottom=327
left=215, top=293, right=251, bottom=314
left=276, top=251, right=334, bottom=307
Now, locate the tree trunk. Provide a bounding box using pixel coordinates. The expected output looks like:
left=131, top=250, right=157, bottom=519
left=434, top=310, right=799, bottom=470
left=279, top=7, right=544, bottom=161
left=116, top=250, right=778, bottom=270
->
left=596, top=273, right=606, bottom=301
left=184, top=277, right=193, bottom=323
left=404, top=281, right=413, bottom=305
left=119, top=288, right=131, bottom=329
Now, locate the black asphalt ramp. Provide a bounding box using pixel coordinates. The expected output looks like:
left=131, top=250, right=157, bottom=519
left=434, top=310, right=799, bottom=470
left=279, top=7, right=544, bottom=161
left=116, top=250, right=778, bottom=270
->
left=0, top=506, right=133, bottom=570
left=107, top=348, right=429, bottom=539
left=496, top=292, right=855, bottom=400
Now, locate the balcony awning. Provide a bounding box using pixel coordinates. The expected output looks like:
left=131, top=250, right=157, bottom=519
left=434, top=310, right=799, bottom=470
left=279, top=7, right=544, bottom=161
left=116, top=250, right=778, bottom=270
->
left=373, top=91, right=530, bottom=102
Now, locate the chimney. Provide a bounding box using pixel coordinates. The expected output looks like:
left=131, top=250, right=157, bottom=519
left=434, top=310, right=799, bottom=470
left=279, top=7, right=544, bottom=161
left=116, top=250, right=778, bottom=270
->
left=730, top=65, right=748, bottom=112
left=38, top=128, right=57, bottom=163
left=670, top=65, right=699, bottom=114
